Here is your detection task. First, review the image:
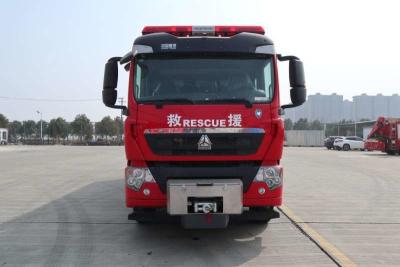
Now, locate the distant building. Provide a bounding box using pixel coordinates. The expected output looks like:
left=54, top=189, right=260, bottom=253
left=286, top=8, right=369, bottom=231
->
left=389, top=94, right=400, bottom=118
left=285, top=92, right=400, bottom=123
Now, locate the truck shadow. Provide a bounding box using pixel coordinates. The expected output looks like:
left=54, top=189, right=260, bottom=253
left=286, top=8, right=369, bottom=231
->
left=363, top=152, right=397, bottom=158
left=1, top=179, right=271, bottom=267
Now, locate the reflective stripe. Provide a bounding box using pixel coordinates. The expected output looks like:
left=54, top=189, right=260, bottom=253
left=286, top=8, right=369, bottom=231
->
left=144, top=128, right=265, bottom=134
left=255, top=45, right=275, bottom=54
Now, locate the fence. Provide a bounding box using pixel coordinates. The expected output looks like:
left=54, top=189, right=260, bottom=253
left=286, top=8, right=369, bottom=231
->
left=285, top=130, right=325, bottom=147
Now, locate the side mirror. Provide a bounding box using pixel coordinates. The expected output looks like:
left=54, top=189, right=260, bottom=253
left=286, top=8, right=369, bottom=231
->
left=102, top=57, right=120, bottom=107
left=102, top=57, right=128, bottom=115
left=278, top=55, right=307, bottom=109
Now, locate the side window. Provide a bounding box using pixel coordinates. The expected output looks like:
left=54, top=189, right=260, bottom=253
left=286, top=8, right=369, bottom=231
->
left=263, top=61, right=273, bottom=100
left=134, top=63, right=142, bottom=98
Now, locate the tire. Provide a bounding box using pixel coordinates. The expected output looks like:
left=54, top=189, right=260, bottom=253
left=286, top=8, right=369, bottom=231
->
left=133, top=208, right=156, bottom=223
left=386, top=150, right=396, bottom=155
left=248, top=206, right=279, bottom=223
left=343, top=144, right=350, bottom=151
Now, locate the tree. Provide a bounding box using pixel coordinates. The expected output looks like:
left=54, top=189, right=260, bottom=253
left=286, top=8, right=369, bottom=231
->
left=114, top=116, right=124, bottom=140
left=0, top=113, right=9, bottom=128
left=284, top=118, right=293, bottom=130
left=325, top=123, right=339, bottom=137
left=8, top=120, right=22, bottom=141
left=309, top=120, right=324, bottom=130
left=48, top=117, right=69, bottom=141
left=96, top=116, right=117, bottom=139
left=22, top=120, right=36, bottom=139
left=70, top=114, right=92, bottom=141
left=293, top=118, right=309, bottom=130
left=36, top=120, right=49, bottom=138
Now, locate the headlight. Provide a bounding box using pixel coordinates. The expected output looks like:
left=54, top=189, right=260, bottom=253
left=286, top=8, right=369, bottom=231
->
left=125, top=167, right=155, bottom=191
left=254, top=166, right=282, bottom=190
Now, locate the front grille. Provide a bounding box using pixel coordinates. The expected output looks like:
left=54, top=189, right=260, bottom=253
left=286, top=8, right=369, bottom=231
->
left=145, top=133, right=264, bottom=156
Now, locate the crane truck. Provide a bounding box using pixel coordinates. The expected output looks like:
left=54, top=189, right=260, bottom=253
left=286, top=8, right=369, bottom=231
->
left=102, top=25, right=306, bottom=228
left=366, top=117, right=400, bottom=155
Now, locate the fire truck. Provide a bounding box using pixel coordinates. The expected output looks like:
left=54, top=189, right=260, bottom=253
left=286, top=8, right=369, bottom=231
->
left=102, top=26, right=306, bottom=228
left=366, top=117, right=400, bottom=155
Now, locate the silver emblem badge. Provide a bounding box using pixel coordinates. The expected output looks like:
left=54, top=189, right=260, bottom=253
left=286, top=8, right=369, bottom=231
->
left=255, top=109, right=262, bottom=119
left=198, top=134, right=212, bottom=150
left=161, top=43, right=176, bottom=50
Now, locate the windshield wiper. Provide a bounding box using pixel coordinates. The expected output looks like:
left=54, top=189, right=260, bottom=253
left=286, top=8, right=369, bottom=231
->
left=139, top=98, right=194, bottom=108
left=198, top=98, right=253, bottom=108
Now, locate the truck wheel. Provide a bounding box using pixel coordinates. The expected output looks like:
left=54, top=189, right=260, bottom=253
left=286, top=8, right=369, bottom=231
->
left=386, top=150, right=395, bottom=155
left=343, top=144, right=350, bottom=151
left=248, top=207, right=280, bottom=223
left=132, top=208, right=156, bottom=223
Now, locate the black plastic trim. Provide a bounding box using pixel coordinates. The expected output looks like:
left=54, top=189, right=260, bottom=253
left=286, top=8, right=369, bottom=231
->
left=133, top=32, right=273, bottom=54
left=147, top=161, right=261, bottom=193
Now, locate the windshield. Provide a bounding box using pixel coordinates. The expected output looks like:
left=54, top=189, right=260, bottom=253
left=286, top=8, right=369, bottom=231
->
left=134, top=55, right=274, bottom=104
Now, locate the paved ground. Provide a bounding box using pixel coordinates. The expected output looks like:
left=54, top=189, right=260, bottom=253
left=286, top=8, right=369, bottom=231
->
left=283, top=148, right=400, bottom=266
left=0, top=146, right=399, bottom=266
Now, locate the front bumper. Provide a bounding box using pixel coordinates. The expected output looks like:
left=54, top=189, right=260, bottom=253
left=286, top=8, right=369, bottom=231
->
left=125, top=175, right=282, bottom=208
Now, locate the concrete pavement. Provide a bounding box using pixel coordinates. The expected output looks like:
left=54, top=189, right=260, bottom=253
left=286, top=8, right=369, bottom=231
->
left=0, top=146, right=399, bottom=266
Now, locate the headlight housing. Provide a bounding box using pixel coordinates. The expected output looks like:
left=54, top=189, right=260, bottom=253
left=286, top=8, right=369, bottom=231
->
left=254, top=166, right=282, bottom=190
left=125, top=167, right=155, bottom=191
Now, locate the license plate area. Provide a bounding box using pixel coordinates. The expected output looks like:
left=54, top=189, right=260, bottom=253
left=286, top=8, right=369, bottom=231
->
left=167, top=179, right=243, bottom=215
left=188, top=197, right=222, bottom=214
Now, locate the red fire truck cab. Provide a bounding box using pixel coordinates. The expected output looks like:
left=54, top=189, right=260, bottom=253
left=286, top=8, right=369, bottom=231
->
left=102, top=26, right=306, bottom=228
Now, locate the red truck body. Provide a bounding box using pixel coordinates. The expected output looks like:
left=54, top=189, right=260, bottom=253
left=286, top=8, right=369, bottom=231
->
left=102, top=26, right=306, bottom=227
left=364, top=139, right=384, bottom=151
left=367, top=117, right=400, bottom=155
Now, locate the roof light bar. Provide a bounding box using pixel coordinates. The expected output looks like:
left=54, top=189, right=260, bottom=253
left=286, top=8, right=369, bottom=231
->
left=141, top=25, right=265, bottom=36
left=142, top=26, right=192, bottom=36
left=215, top=26, right=265, bottom=36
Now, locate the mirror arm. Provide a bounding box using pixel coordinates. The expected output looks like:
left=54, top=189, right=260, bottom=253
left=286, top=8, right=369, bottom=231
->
left=107, top=56, right=122, bottom=63
left=121, top=52, right=133, bottom=72
left=120, top=52, right=133, bottom=64
left=107, top=102, right=129, bottom=115
left=277, top=54, right=299, bottom=61
left=281, top=102, right=302, bottom=110
left=115, top=105, right=129, bottom=116
left=104, top=101, right=129, bottom=115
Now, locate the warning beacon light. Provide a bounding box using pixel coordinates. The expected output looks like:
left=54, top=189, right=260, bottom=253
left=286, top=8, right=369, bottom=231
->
left=142, top=25, right=265, bottom=37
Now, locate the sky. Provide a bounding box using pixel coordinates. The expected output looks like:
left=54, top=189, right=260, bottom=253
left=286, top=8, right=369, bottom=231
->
left=0, top=0, right=399, bottom=121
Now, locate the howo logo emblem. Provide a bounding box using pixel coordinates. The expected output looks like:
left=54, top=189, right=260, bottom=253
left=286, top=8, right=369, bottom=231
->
left=198, top=135, right=212, bottom=150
